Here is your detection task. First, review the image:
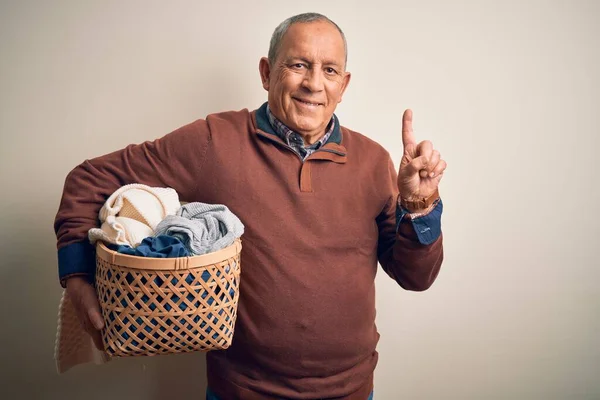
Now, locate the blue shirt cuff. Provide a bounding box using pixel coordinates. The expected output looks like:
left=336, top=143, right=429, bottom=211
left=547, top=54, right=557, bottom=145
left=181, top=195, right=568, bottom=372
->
left=396, top=198, right=443, bottom=245
left=57, top=241, right=96, bottom=281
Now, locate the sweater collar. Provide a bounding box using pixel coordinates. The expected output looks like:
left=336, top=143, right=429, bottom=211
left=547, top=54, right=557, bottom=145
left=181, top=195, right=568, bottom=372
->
left=254, top=102, right=343, bottom=146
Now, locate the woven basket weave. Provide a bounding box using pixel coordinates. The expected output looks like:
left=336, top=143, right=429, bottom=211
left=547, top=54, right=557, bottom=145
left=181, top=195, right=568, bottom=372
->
left=94, top=239, right=242, bottom=357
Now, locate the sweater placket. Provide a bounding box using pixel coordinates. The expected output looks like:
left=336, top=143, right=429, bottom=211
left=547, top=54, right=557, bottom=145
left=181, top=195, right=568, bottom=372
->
left=255, top=130, right=347, bottom=193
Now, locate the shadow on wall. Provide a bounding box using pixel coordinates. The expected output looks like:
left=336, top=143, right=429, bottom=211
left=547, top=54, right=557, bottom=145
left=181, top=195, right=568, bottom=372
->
left=152, top=352, right=209, bottom=400
left=0, top=209, right=209, bottom=400
left=0, top=61, right=250, bottom=398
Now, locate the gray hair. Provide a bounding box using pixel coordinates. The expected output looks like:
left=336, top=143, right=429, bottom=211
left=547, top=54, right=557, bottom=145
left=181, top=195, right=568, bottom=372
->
left=268, top=12, right=348, bottom=69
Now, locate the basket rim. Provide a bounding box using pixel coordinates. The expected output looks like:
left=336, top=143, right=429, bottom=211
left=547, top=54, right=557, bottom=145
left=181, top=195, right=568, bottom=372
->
left=96, top=238, right=242, bottom=271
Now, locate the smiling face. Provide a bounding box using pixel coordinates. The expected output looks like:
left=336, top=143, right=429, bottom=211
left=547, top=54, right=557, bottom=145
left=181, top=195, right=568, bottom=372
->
left=259, top=20, right=351, bottom=144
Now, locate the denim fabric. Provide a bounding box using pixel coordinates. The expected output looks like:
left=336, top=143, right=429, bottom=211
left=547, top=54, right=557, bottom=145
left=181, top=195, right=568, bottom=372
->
left=206, top=388, right=374, bottom=400
left=396, top=198, right=443, bottom=245
left=57, top=240, right=96, bottom=281
left=116, top=235, right=190, bottom=257
left=206, top=388, right=219, bottom=400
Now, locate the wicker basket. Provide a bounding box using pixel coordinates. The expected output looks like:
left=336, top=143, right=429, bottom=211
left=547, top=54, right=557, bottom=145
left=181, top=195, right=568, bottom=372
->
left=94, top=239, right=242, bottom=357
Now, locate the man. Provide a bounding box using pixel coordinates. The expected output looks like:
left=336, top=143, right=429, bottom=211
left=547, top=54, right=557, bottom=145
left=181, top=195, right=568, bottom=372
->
left=55, top=12, right=446, bottom=400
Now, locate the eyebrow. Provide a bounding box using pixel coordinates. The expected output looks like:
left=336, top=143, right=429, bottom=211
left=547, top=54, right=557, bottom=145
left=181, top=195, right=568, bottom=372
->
left=286, top=57, right=342, bottom=68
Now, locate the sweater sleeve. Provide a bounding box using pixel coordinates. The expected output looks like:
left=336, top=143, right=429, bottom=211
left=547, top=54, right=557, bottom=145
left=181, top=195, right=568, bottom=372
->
left=376, top=156, right=444, bottom=291
left=54, top=119, right=212, bottom=286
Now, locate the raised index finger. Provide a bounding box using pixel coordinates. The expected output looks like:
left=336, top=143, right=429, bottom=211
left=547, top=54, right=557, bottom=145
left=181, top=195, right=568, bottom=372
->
left=402, top=109, right=416, bottom=149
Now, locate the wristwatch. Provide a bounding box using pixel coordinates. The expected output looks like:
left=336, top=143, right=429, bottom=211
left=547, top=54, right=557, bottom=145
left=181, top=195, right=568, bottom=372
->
left=400, top=188, right=440, bottom=212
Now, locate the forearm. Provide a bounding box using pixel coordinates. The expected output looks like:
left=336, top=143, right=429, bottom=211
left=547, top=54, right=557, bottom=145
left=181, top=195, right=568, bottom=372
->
left=54, top=119, right=212, bottom=286
left=378, top=198, right=444, bottom=291
left=381, top=219, right=444, bottom=291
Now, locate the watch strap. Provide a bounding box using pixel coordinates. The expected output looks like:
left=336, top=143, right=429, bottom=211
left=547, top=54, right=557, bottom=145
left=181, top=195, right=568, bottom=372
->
left=400, top=188, right=440, bottom=212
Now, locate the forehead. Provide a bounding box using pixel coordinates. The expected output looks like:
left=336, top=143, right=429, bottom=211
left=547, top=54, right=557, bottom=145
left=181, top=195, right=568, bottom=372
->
left=278, top=21, right=345, bottom=65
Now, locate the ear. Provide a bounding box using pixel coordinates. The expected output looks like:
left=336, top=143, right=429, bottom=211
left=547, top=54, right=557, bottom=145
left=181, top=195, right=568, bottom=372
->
left=337, top=71, right=352, bottom=103
left=259, top=57, right=271, bottom=91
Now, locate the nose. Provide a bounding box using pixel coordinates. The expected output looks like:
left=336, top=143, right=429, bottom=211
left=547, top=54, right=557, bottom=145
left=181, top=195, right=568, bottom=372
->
left=301, top=67, right=324, bottom=92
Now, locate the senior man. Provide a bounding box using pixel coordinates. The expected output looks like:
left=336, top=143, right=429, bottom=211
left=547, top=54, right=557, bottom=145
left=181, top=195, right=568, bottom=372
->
left=55, top=12, right=446, bottom=400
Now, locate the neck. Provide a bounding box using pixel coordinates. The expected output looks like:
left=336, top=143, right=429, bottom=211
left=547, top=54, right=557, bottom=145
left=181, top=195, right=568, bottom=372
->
left=300, top=131, right=325, bottom=145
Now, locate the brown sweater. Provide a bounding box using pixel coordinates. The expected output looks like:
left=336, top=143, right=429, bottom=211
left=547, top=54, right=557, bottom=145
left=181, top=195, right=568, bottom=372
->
left=54, top=103, right=443, bottom=399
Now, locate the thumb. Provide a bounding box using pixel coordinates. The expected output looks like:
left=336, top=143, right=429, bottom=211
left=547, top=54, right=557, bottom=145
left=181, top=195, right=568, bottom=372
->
left=404, top=154, right=430, bottom=176
left=79, top=282, right=104, bottom=330
left=88, top=306, right=104, bottom=330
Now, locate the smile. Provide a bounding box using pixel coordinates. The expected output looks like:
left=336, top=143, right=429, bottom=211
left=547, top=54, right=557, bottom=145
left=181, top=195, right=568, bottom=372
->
left=293, top=98, right=323, bottom=107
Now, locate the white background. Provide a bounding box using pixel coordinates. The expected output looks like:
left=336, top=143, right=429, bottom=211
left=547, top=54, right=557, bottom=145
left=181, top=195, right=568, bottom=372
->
left=0, top=0, right=598, bottom=399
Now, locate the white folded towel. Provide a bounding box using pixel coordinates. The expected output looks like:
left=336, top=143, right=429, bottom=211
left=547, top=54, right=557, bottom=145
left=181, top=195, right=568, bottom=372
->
left=56, top=184, right=181, bottom=373
left=54, top=290, right=111, bottom=374
left=88, top=184, right=180, bottom=247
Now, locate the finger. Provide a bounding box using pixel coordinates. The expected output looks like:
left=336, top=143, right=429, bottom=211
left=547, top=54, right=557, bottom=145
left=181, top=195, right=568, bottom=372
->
left=81, top=284, right=104, bottom=330
left=402, top=143, right=417, bottom=161
left=402, top=109, right=416, bottom=149
left=429, top=150, right=440, bottom=172
left=421, top=150, right=440, bottom=178
left=405, top=154, right=429, bottom=176
left=431, top=159, right=447, bottom=178
left=73, top=301, right=92, bottom=332
left=88, top=306, right=104, bottom=330
left=416, top=140, right=433, bottom=164
left=416, top=141, right=433, bottom=178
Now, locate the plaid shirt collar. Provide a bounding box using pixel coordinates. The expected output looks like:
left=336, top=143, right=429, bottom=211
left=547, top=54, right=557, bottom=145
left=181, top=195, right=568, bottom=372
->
left=266, top=105, right=334, bottom=160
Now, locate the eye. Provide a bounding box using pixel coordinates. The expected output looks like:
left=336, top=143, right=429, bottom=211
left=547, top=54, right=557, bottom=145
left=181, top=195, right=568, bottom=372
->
left=291, top=63, right=307, bottom=70
left=325, top=67, right=338, bottom=75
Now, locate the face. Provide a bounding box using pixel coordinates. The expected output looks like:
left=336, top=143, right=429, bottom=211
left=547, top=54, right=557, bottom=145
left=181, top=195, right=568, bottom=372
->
left=259, top=21, right=351, bottom=143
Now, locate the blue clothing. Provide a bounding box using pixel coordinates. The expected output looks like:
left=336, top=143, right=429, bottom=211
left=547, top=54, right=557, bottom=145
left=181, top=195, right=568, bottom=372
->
left=56, top=103, right=441, bottom=397
left=397, top=199, right=443, bottom=245
left=57, top=106, right=443, bottom=281
left=58, top=198, right=443, bottom=282
left=266, top=104, right=335, bottom=160
left=116, top=235, right=190, bottom=258
left=206, top=387, right=373, bottom=400
left=154, top=202, right=244, bottom=256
